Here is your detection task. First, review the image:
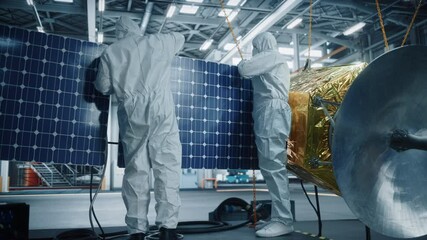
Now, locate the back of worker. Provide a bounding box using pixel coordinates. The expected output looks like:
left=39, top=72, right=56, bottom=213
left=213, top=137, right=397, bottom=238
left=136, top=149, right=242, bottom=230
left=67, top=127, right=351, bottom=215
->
left=238, top=32, right=294, bottom=238
left=95, top=16, right=185, bottom=239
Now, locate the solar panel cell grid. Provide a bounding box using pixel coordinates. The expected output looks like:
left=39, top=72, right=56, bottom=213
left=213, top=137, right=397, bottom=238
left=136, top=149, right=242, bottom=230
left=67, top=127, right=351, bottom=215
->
left=1, top=25, right=258, bottom=169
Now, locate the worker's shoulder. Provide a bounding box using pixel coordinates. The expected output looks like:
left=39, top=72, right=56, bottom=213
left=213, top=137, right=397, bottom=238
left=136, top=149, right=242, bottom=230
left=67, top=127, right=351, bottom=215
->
left=104, top=37, right=136, bottom=53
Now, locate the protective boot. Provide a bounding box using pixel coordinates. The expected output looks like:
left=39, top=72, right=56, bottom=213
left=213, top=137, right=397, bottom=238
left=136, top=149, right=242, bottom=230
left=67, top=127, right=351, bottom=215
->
left=159, top=227, right=180, bottom=240
left=128, top=232, right=146, bottom=240
left=255, top=222, right=294, bottom=238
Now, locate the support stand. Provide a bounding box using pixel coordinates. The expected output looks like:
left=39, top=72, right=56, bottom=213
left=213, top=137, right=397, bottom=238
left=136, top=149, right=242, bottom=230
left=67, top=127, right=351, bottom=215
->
left=365, top=226, right=371, bottom=240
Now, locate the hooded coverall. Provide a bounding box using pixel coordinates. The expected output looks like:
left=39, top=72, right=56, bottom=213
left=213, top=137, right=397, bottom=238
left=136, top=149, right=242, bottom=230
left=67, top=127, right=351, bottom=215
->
left=237, top=32, right=293, bottom=226
left=95, top=16, right=185, bottom=234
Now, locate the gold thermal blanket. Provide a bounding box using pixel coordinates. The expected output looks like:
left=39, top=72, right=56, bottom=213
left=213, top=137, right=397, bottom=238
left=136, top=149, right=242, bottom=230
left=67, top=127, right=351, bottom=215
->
left=287, top=63, right=367, bottom=195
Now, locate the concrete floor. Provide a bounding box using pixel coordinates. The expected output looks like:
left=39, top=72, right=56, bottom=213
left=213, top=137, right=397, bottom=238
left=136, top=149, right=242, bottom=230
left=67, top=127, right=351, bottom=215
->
left=1, top=183, right=426, bottom=240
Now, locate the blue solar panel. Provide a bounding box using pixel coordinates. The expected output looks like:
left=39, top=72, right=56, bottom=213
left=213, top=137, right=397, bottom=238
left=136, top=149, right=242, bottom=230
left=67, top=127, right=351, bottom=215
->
left=1, top=25, right=258, bottom=169
left=0, top=25, right=109, bottom=166
left=171, top=57, right=257, bottom=169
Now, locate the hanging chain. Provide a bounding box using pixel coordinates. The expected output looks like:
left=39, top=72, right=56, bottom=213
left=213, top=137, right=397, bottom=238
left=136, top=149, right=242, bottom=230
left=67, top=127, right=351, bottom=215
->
left=219, top=0, right=244, bottom=59
left=375, top=0, right=389, bottom=50
left=402, top=0, right=423, bottom=46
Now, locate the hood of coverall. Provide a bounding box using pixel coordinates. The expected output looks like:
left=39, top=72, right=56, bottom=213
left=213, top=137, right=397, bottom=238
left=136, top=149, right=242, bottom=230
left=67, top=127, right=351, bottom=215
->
left=115, top=16, right=142, bottom=40
left=252, top=32, right=278, bottom=56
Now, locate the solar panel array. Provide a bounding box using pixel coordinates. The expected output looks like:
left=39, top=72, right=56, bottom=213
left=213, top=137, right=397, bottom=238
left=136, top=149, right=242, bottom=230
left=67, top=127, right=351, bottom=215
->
left=0, top=25, right=258, bottom=169
left=0, top=25, right=109, bottom=166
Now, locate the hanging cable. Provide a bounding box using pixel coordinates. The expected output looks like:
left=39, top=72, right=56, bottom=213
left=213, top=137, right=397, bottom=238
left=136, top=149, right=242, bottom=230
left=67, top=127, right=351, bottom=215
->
left=375, top=0, right=389, bottom=51
left=307, top=0, right=313, bottom=62
left=218, top=0, right=258, bottom=225
left=303, top=0, right=313, bottom=71
left=300, top=180, right=322, bottom=237
left=401, top=0, right=423, bottom=46
left=90, top=166, right=105, bottom=238
left=219, top=0, right=244, bottom=59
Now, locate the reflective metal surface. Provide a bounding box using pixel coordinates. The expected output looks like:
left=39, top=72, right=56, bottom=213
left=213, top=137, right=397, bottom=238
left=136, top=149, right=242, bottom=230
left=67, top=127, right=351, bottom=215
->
left=332, top=46, right=427, bottom=238
left=288, top=64, right=366, bottom=195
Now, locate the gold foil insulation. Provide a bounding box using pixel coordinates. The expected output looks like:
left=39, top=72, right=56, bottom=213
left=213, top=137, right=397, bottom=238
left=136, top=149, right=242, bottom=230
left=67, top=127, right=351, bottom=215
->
left=287, top=63, right=367, bottom=195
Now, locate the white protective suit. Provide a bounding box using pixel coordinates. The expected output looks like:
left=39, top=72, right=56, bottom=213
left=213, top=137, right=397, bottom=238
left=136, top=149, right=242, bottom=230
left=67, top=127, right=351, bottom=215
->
left=237, top=32, right=293, bottom=226
left=95, top=16, right=185, bottom=234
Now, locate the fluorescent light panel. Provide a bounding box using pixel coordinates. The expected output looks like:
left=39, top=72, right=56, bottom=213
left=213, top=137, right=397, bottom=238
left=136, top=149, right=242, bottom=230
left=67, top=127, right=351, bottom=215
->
left=224, top=43, right=236, bottom=51
left=343, top=22, right=366, bottom=36
left=227, top=0, right=241, bottom=6
left=26, top=0, right=33, bottom=5
left=218, top=8, right=232, bottom=17
left=303, top=49, right=323, bottom=58
left=278, top=47, right=294, bottom=55
left=98, top=0, right=105, bottom=12
left=54, top=0, right=73, bottom=2
left=218, top=9, right=239, bottom=22
left=97, top=32, right=104, bottom=43
left=166, top=4, right=176, bottom=18
left=180, top=5, right=199, bottom=14
left=227, top=10, right=239, bottom=22
left=200, top=39, right=213, bottom=51
left=286, top=18, right=302, bottom=29
left=186, top=0, right=203, bottom=2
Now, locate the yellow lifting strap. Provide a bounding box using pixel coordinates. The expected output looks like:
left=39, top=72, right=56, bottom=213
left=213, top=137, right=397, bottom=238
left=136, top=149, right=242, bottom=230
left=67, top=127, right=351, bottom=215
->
left=401, top=0, right=424, bottom=46
left=302, top=0, right=314, bottom=71
left=375, top=0, right=389, bottom=50
left=218, top=0, right=257, bottom=225
left=375, top=0, right=424, bottom=50
left=219, top=0, right=244, bottom=59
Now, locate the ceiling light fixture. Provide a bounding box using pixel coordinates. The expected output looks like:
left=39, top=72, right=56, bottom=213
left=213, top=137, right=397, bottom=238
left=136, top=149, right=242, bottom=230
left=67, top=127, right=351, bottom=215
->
left=286, top=18, right=302, bottom=29
left=97, top=32, right=104, bottom=43
left=224, top=43, right=236, bottom=51
left=200, top=39, right=213, bottom=51
left=98, top=0, right=105, bottom=12
left=227, top=9, right=240, bottom=22
left=227, top=0, right=241, bottom=6
left=218, top=8, right=232, bottom=17
left=166, top=4, right=176, bottom=18
left=343, top=22, right=366, bottom=36
left=53, top=0, right=74, bottom=3
left=180, top=5, right=199, bottom=14
left=278, top=47, right=294, bottom=55
left=26, top=0, right=34, bottom=5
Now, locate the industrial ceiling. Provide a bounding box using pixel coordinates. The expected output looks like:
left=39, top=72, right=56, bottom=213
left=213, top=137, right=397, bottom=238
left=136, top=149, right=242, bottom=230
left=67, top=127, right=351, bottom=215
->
left=1, top=0, right=426, bottom=69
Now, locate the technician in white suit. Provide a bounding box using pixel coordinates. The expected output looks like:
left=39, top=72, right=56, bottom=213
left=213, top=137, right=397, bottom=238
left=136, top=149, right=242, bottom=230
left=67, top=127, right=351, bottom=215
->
left=237, top=32, right=294, bottom=238
left=95, top=16, right=185, bottom=240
